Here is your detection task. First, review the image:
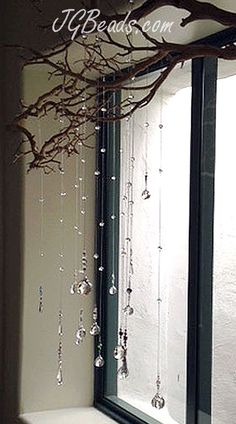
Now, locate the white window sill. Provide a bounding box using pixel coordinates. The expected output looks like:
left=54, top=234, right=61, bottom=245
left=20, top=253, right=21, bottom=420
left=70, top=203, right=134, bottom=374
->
left=19, top=407, right=117, bottom=424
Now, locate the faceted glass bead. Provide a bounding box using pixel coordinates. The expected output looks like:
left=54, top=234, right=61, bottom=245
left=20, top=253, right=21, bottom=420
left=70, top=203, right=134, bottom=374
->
left=111, top=176, right=116, bottom=181
left=90, top=322, right=100, bottom=336
left=151, top=395, right=165, bottom=409
left=109, top=285, right=117, bottom=295
left=95, top=124, right=101, bottom=131
left=101, top=107, right=107, bottom=112
left=94, top=170, right=100, bottom=176
left=93, top=253, right=99, bottom=260
left=117, top=359, right=129, bottom=379
left=94, top=354, right=105, bottom=368
left=111, top=215, right=116, bottom=220
left=78, top=277, right=92, bottom=295
left=113, top=345, right=125, bottom=360
left=100, top=148, right=106, bottom=153
left=76, top=327, right=86, bottom=339
left=99, top=221, right=105, bottom=227
left=123, top=305, right=134, bottom=316
left=98, top=266, right=104, bottom=272
left=141, top=189, right=151, bottom=200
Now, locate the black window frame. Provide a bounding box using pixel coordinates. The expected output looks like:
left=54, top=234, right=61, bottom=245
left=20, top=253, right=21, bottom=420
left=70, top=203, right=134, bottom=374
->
left=94, top=27, right=236, bottom=424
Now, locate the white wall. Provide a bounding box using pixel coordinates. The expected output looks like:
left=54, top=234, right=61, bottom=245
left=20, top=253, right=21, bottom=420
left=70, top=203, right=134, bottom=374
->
left=118, top=66, right=191, bottom=424
left=20, top=67, right=96, bottom=413
left=212, top=72, right=236, bottom=424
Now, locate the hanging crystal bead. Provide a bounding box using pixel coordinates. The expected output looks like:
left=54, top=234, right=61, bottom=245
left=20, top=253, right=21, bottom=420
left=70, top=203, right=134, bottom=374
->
left=57, top=364, right=63, bottom=386
left=151, top=376, right=165, bottom=409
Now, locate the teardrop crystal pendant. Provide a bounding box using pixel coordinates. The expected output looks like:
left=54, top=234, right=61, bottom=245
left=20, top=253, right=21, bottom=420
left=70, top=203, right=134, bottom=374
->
left=90, top=305, right=100, bottom=336
left=117, top=356, right=129, bottom=379
left=94, top=354, right=105, bottom=368
left=142, top=172, right=151, bottom=200
left=151, top=376, right=165, bottom=409
left=78, top=276, right=92, bottom=295
left=75, top=309, right=86, bottom=345
left=57, top=364, right=63, bottom=386
left=109, top=273, right=117, bottom=295
left=114, top=345, right=125, bottom=360
left=94, top=340, right=105, bottom=368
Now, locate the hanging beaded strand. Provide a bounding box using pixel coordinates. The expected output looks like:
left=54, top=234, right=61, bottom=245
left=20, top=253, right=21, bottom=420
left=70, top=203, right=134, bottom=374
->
left=93, top=83, right=106, bottom=368
left=38, top=120, right=45, bottom=313
left=70, top=130, right=81, bottom=295
left=57, top=152, right=66, bottom=386
left=77, top=68, right=93, bottom=296
left=116, top=10, right=135, bottom=378
left=109, top=105, right=118, bottom=296
left=151, top=94, right=165, bottom=409
left=75, top=308, right=86, bottom=345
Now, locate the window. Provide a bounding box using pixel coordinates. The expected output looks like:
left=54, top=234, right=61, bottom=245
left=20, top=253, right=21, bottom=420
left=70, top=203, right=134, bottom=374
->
left=95, top=29, right=236, bottom=424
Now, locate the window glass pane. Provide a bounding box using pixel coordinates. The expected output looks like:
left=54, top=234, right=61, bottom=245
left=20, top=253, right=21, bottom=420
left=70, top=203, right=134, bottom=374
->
left=212, top=61, right=236, bottom=424
left=114, top=63, right=191, bottom=424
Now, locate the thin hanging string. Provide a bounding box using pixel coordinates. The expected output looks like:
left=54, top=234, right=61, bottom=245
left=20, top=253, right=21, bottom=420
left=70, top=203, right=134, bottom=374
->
left=98, top=82, right=106, bottom=336
left=156, top=94, right=164, bottom=379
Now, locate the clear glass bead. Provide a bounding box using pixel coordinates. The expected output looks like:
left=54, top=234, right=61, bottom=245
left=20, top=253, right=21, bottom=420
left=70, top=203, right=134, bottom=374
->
left=57, top=366, right=63, bottom=385
left=99, top=266, right=104, bottom=272
left=95, top=124, right=101, bottom=131
left=111, top=176, right=116, bottom=181
left=141, top=189, right=151, bottom=200
left=114, top=345, right=125, bottom=360
left=60, top=192, right=67, bottom=197
left=59, top=266, right=64, bottom=272
left=93, top=253, right=99, bottom=259
left=117, top=358, right=129, bottom=379
left=101, top=107, right=107, bottom=112
left=90, top=322, right=100, bottom=336
left=94, top=170, right=100, bottom=176
left=151, top=395, right=165, bottom=409
left=78, top=277, right=92, bottom=295
left=123, top=305, right=134, bottom=315
left=111, top=215, right=116, bottom=220
left=109, top=285, right=117, bottom=295
left=144, top=122, right=150, bottom=128
left=100, top=148, right=106, bottom=153
left=94, top=354, right=105, bottom=368
left=99, top=221, right=105, bottom=227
